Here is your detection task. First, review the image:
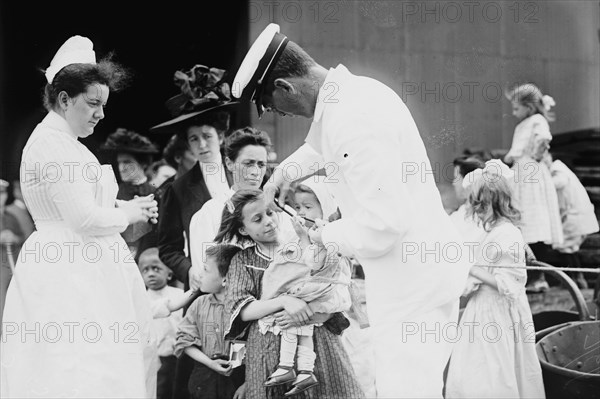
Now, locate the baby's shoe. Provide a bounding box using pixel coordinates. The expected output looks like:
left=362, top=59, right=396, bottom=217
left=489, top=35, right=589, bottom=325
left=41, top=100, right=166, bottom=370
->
left=284, top=371, right=319, bottom=396
left=264, top=365, right=296, bottom=387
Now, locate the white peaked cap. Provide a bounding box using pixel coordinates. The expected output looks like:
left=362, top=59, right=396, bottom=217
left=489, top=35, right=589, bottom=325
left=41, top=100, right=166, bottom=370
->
left=45, top=35, right=96, bottom=84
left=232, top=23, right=289, bottom=117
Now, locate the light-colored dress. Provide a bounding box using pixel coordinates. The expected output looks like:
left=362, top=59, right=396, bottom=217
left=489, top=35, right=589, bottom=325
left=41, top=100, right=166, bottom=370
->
left=258, top=239, right=352, bottom=336
left=505, top=114, right=563, bottom=245
left=147, top=285, right=184, bottom=357
left=445, top=222, right=545, bottom=398
left=0, top=111, right=157, bottom=398
left=550, top=159, right=599, bottom=253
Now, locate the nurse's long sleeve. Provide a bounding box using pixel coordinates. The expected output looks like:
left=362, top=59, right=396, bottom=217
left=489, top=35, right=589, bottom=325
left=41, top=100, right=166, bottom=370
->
left=23, top=130, right=128, bottom=236
left=321, top=117, right=414, bottom=259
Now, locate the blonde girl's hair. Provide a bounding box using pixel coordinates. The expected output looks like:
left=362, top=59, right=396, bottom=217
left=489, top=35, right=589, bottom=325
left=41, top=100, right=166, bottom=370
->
left=465, top=173, right=521, bottom=232
left=506, top=83, right=555, bottom=122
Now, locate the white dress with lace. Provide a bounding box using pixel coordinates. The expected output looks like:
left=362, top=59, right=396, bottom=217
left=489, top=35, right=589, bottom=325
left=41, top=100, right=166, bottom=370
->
left=445, top=222, right=545, bottom=398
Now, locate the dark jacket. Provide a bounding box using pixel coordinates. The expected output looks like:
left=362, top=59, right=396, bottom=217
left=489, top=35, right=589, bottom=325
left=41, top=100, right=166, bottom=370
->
left=158, top=161, right=232, bottom=289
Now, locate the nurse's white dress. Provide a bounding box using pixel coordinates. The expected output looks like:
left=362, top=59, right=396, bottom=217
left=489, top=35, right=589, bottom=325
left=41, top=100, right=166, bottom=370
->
left=1, top=111, right=157, bottom=398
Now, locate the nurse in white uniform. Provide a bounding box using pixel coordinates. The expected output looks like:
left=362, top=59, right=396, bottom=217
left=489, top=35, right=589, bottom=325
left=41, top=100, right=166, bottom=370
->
left=1, top=36, right=159, bottom=398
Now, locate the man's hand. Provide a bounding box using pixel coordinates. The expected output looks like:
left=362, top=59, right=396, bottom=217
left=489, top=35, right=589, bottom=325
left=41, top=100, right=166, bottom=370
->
left=263, top=167, right=292, bottom=213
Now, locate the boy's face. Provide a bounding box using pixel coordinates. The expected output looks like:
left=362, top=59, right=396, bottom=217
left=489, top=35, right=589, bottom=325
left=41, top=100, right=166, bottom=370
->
left=138, top=254, right=171, bottom=290
left=199, top=255, right=225, bottom=294
left=293, top=192, right=323, bottom=224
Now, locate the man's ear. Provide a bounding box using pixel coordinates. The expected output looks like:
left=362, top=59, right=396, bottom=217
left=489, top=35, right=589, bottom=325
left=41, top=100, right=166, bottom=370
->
left=274, top=78, right=295, bottom=95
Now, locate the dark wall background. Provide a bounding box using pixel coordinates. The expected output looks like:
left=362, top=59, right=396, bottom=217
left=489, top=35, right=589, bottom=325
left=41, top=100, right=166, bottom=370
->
left=0, top=1, right=249, bottom=181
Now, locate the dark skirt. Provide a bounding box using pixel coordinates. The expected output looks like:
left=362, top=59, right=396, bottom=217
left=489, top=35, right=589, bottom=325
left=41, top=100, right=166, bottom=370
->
left=245, top=322, right=365, bottom=399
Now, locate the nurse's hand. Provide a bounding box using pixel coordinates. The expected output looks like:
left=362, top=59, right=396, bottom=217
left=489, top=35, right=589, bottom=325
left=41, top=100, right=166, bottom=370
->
left=281, top=296, right=313, bottom=325
left=263, top=167, right=291, bottom=213
left=118, top=196, right=157, bottom=225
left=133, top=194, right=159, bottom=224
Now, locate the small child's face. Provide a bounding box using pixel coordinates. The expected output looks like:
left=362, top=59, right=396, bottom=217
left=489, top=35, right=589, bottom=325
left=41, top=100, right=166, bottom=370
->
left=453, top=166, right=467, bottom=202
left=240, top=199, right=280, bottom=244
left=293, top=192, right=323, bottom=223
left=199, top=255, right=225, bottom=294
left=139, top=255, right=171, bottom=290
left=511, top=101, right=532, bottom=120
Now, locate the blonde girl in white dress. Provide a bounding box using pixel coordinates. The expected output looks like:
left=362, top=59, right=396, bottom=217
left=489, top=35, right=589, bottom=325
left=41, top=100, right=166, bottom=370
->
left=445, top=160, right=545, bottom=399
left=1, top=36, right=159, bottom=398
left=504, top=83, right=563, bottom=292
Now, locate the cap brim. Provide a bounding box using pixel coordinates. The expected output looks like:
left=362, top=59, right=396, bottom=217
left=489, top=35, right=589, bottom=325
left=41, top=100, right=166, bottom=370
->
left=149, top=101, right=239, bottom=133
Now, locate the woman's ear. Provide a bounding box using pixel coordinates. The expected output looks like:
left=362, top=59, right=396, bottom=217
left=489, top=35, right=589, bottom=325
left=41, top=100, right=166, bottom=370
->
left=225, top=157, right=234, bottom=172
left=222, top=277, right=227, bottom=287
left=58, top=91, right=70, bottom=110
left=238, top=226, right=249, bottom=237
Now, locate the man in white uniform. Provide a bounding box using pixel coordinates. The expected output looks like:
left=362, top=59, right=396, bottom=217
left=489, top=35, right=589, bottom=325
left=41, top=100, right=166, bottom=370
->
left=232, top=23, right=472, bottom=398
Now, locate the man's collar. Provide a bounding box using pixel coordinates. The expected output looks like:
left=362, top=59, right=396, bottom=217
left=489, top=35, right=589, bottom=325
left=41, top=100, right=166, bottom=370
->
left=313, top=64, right=348, bottom=123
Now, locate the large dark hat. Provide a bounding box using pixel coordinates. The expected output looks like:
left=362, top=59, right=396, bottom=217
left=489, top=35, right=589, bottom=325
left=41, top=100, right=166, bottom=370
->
left=100, top=128, right=160, bottom=154
left=150, top=64, right=238, bottom=133
left=232, top=24, right=289, bottom=118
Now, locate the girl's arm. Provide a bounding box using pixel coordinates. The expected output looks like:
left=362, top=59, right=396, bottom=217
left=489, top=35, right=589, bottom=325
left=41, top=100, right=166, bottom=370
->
left=240, top=295, right=314, bottom=325
left=468, top=265, right=498, bottom=291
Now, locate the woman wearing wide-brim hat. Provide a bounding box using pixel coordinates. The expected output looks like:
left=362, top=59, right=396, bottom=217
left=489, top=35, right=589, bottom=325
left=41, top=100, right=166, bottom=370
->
left=150, top=64, right=238, bottom=399
left=100, top=128, right=160, bottom=257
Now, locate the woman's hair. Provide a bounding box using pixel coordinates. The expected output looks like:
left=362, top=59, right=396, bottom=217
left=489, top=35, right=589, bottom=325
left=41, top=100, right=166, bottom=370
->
left=177, top=110, right=232, bottom=138
left=224, top=126, right=271, bottom=162
left=205, top=244, right=242, bottom=277
left=453, top=156, right=486, bottom=178
left=42, top=54, right=131, bottom=111
left=146, top=159, right=169, bottom=178
left=506, top=83, right=555, bottom=122
left=465, top=174, right=521, bottom=232
left=162, top=133, right=190, bottom=169
left=122, top=152, right=154, bottom=169
left=102, top=128, right=158, bottom=169
left=214, top=189, right=265, bottom=244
